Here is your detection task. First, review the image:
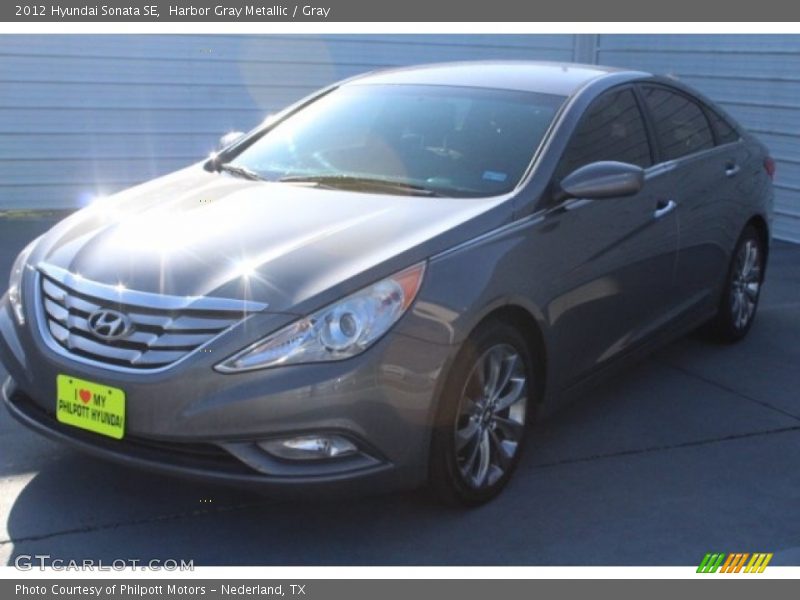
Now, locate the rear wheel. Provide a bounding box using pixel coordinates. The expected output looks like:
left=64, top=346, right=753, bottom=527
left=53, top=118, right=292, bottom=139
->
left=705, top=225, right=765, bottom=342
left=429, top=319, right=537, bottom=506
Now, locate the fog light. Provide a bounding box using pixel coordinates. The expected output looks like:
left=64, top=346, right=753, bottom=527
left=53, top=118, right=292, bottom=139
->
left=258, top=435, right=358, bottom=461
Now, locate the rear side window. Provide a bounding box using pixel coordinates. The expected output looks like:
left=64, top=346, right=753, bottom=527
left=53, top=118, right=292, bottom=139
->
left=557, top=87, right=652, bottom=179
left=705, top=107, right=740, bottom=145
left=641, top=86, right=714, bottom=160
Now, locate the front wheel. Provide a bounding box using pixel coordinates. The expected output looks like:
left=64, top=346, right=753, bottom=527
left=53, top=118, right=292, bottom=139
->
left=429, top=319, right=537, bottom=506
left=705, top=224, right=765, bottom=342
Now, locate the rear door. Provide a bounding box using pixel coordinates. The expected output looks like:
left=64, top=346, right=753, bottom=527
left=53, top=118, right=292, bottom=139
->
left=638, top=84, right=746, bottom=317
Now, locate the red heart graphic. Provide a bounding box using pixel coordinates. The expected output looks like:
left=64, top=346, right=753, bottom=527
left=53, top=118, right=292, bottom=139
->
left=79, top=389, right=91, bottom=404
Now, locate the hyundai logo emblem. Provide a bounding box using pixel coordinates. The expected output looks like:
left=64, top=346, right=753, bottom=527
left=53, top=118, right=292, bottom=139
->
left=87, top=309, right=132, bottom=341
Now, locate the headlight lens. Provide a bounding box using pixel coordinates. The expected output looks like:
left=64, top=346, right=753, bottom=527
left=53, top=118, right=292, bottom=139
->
left=8, top=239, right=38, bottom=326
left=216, top=262, right=426, bottom=372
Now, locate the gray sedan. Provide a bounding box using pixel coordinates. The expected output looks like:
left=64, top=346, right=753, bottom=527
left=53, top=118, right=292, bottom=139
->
left=0, top=61, right=774, bottom=505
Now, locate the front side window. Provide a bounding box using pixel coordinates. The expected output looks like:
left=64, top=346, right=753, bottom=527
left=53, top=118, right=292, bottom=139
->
left=226, top=84, right=565, bottom=198
left=641, top=86, right=714, bottom=160
left=556, top=87, right=652, bottom=180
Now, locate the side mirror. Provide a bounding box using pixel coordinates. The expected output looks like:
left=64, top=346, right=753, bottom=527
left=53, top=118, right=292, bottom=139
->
left=217, top=131, right=246, bottom=151
left=559, top=161, right=645, bottom=200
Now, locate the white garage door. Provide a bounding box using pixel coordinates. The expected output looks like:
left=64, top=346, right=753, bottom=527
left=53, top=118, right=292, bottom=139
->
left=2, top=33, right=797, bottom=243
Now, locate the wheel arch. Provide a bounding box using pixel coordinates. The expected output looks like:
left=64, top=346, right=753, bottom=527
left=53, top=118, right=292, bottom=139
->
left=433, top=300, right=550, bottom=420
left=480, top=304, right=548, bottom=411
left=745, top=214, right=770, bottom=273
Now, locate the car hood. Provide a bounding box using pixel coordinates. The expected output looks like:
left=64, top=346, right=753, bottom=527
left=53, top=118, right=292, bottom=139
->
left=33, top=165, right=511, bottom=313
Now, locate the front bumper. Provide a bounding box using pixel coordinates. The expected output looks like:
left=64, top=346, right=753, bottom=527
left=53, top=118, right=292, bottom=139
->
left=0, top=296, right=455, bottom=493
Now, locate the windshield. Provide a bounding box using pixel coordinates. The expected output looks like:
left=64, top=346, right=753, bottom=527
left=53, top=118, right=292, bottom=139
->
left=225, top=84, right=565, bottom=197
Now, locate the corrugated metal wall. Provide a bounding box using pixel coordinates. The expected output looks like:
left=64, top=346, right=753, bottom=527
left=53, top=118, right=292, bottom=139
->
left=596, top=34, right=800, bottom=242
left=0, top=34, right=798, bottom=242
left=0, top=34, right=573, bottom=211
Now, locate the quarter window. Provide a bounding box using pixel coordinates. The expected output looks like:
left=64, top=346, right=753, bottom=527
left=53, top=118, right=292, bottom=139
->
left=642, top=86, right=714, bottom=160
left=557, top=88, right=652, bottom=179
left=705, top=107, right=740, bottom=146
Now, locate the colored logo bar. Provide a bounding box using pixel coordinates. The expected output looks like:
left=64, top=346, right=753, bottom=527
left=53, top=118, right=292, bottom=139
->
left=697, top=552, right=773, bottom=573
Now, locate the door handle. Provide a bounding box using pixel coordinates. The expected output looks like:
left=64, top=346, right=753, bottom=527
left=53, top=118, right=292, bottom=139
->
left=654, top=199, right=677, bottom=219
left=725, top=163, right=741, bottom=177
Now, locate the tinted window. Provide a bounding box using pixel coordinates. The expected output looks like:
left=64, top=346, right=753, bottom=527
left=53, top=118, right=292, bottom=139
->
left=706, top=107, right=740, bottom=145
left=642, top=86, right=714, bottom=160
left=228, top=84, right=564, bottom=198
left=557, top=88, right=652, bottom=179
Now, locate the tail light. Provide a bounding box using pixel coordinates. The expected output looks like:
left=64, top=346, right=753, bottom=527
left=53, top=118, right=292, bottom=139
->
left=764, top=156, right=776, bottom=181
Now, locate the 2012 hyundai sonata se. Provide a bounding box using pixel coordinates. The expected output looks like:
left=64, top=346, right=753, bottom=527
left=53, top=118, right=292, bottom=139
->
left=0, top=62, right=774, bottom=505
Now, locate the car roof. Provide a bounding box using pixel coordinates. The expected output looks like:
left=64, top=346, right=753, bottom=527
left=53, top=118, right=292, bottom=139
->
left=346, top=61, right=650, bottom=97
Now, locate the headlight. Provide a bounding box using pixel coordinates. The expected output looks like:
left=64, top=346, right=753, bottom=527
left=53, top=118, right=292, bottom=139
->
left=216, top=262, right=426, bottom=373
left=7, top=239, right=38, bottom=326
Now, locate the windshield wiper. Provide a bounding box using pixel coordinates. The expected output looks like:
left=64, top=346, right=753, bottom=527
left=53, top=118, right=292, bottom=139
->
left=278, top=175, right=443, bottom=197
left=218, top=163, right=266, bottom=181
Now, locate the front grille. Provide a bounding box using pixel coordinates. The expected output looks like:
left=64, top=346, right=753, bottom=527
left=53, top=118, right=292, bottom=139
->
left=37, top=263, right=266, bottom=370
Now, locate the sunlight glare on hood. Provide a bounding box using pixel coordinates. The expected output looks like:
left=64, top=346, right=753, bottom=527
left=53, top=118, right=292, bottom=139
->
left=235, top=259, right=257, bottom=279
left=85, top=195, right=122, bottom=221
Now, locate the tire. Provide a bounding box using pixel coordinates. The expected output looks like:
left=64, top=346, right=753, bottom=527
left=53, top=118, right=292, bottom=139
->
left=429, top=318, right=538, bottom=506
left=705, top=224, right=766, bottom=343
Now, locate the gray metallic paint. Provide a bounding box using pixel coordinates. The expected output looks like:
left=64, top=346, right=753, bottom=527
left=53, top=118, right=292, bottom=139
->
left=0, top=62, right=773, bottom=492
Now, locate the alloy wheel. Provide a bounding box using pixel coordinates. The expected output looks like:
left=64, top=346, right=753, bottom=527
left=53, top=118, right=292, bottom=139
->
left=730, top=238, right=762, bottom=330
left=454, top=343, right=528, bottom=489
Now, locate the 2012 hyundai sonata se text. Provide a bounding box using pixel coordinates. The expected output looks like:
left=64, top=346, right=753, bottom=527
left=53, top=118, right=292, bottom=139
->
left=0, top=62, right=774, bottom=505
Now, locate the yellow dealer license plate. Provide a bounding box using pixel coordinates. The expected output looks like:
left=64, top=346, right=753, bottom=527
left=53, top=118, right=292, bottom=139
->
left=56, top=374, right=125, bottom=440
